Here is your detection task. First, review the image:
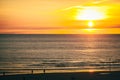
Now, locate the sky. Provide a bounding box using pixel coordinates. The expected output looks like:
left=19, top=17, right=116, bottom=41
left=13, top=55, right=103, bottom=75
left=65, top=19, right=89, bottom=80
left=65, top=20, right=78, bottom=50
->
left=0, top=0, right=120, bottom=34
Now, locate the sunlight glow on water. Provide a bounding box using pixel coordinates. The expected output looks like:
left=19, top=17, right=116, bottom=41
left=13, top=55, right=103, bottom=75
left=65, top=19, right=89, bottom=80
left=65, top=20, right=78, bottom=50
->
left=0, top=34, right=120, bottom=73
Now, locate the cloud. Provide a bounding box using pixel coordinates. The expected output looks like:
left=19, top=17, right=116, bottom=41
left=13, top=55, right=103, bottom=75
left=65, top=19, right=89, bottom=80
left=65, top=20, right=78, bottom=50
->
left=92, top=0, right=108, bottom=4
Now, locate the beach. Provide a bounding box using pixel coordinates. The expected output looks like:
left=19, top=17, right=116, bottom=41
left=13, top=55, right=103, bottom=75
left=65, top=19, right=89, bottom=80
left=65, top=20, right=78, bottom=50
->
left=1, top=0, right=120, bottom=79
left=0, top=71, right=120, bottom=80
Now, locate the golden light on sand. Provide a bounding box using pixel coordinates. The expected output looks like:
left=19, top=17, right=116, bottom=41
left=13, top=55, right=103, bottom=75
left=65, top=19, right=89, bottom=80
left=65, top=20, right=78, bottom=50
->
left=88, top=69, right=95, bottom=73
left=76, top=7, right=106, bottom=20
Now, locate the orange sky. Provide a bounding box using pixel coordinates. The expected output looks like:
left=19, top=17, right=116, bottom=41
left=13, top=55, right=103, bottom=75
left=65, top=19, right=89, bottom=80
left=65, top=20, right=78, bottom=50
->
left=0, top=0, right=120, bottom=34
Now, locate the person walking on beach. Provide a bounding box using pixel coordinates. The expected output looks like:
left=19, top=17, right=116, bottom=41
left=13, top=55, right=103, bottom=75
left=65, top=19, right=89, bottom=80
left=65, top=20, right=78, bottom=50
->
left=43, top=69, right=45, bottom=74
left=43, top=69, right=47, bottom=80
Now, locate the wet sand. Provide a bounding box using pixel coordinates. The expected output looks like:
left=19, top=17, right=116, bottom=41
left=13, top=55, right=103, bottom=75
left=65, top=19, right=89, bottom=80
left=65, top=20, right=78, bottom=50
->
left=0, top=71, right=120, bottom=80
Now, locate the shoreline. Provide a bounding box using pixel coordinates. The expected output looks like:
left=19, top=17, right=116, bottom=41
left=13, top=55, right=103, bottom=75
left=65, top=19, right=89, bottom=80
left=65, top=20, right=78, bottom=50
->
left=0, top=71, right=120, bottom=80
left=0, top=68, right=120, bottom=75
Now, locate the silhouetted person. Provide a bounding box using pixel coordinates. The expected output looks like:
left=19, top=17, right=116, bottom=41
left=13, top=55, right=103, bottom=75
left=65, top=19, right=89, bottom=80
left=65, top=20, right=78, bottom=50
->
left=3, top=72, right=5, bottom=76
left=43, top=69, right=47, bottom=80
left=31, top=70, right=33, bottom=74
left=43, top=69, right=45, bottom=74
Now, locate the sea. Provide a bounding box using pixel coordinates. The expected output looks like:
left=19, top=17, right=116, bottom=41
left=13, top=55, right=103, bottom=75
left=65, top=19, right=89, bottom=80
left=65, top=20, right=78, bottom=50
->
left=0, top=34, right=120, bottom=74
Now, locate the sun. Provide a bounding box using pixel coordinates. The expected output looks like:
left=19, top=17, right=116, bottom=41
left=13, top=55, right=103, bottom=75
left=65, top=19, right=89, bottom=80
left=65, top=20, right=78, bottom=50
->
left=75, top=6, right=106, bottom=29
left=88, top=20, right=94, bottom=28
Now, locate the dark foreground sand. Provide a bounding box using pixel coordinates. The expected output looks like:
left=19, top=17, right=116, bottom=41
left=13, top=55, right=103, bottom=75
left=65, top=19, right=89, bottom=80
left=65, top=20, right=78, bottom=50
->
left=0, top=71, right=120, bottom=80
